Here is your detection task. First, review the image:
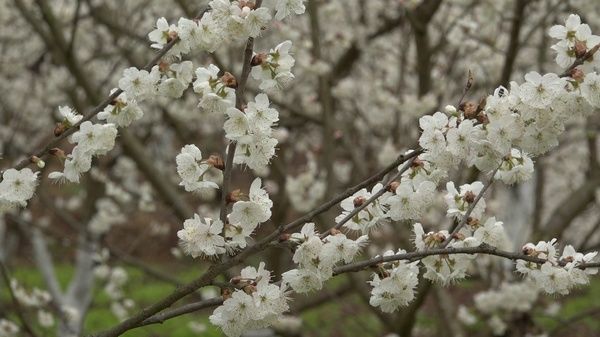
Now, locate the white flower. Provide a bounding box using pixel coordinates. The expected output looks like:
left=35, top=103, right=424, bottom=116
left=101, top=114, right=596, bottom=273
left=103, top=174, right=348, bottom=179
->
left=285, top=157, right=326, bottom=212
left=251, top=41, right=295, bottom=91
left=271, top=0, right=306, bottom=21
left=58, top=106, right=82, bottom=125
left=70, top=121, right=118, bottom=156
left=281, top=268, right=323, bottom=293
left=369, top=253, right=419, bottom=313
left=581, top=72, right=600, bottom=107
left=210, top=264, right=289, bottom=337
left=485, top=112, right=523, bottom=155
left=473, top=217, right=508, bottom=248
left=48, top=146, right=92, bottom=183
left=98, top=90, right=143, bottom=127
left=444, top=181, right=486, bottom=220
left=446, top=119, right=481, bottom=159
left=335, top=183, right=390, bottom=233
left=224, top=108, right=249, bottom=139
left=517, top=72, right=564, bottom=109
left=246, top=94, right=279, bottom=132
left=177, top=214, right=226, bottom=258
left=290, top=222, right=318, bottom=241
left=209, top=290, right=255, bottom=337
left=0, top=168, right=39, bottom=206
left=549, top=14, right=582, bottom=40
left=418, top=111, right=450, bottom=154
left=148, top=17, right=171, bottom=48
left=387, top=180, right=435, bottom=221
left=176, top=17, right=201, bottom=51
left=244, top=7, right=271, bottom=37
left=494, top=149, right=534, bottom=185
left=321, top=234, right=368, bottom=265
left=176, top=144, right=219, bottom=192
left=421, top=253, right=472, bottom=285
left=228, top=178, right=272, bottom=232
left=488, top=315, right=507, bottom=336
left=118, top=66, right=160, bottom=101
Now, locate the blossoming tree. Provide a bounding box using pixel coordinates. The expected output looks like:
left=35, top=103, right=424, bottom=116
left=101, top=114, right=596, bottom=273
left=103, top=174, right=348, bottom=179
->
left=1, top=0, right=600, bottom=337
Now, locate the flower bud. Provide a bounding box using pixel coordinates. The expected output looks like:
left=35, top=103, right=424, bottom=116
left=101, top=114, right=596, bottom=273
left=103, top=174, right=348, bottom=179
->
left=569, top=67, right=585, bottom=82
left=476, top=111, right=489, bottom=125
left=451, top=232, right=465, bottom=241
left=353, top=196, right=367, bottom=207
left=221, top=287, right=232, bottom=300
left=575, top=41, right=588, bottom=58
left=330, top=228, right=342, bottom=236
left=226, top=189, right=243, bottom=204
left=464, top=191, right=476, bottom=203
left=388, top=181, right=400, bottom=193
left=54, top=122, right=67, bottom=137
left=230, top=276, right=242, bottom=285
left=221, top=72, right=238, bottom=88
left=30, top=156, right=45, bottom=168
left=278, top=233, right=291, bottom=242
left=466, top=217, right=480, bottom=228
left=251, top=53, right=267, bottom=66
left=238, top=0, right=256, bottom=9
left=158, top=60, right=170, bottom=73
left=444, top=105, right=457, bottom=115
left=411, top=157, right=424, bottom=168
left=562, top=256, right=574, bottom=263
left=461, top=101, right=478, bottom=119
left=433, top=232, right=447, bottom=243
left=49, top=148, right=66, bottom=159
left=207, top=154, right=225, bottom=170
left=243, top=284, right=257, bottom=294
left=167, top=30, right=178, bottom=43
left=522, top=243, right=535, bottom=255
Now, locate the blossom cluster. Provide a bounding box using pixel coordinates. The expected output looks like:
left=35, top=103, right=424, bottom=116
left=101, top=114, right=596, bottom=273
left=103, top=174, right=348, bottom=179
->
left=177, top=178, right=273, bottom=256
left=48, top=120, right=118, bottom=183
left=225, top=94, right=280, bottom=170
left=281, top=223, right=368, bottom=293
left=368, top=249, right=419, bottom=313
left=317, top=13, right=600, bottom=314
left=517, top=240, right=598, bottom=295
left=209, top=263, right=289, bottom=337
left=176, top=144, right=220, bottom=192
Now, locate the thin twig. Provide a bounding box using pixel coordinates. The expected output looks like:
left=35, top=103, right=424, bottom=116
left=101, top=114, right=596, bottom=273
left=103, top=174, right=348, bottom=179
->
left=332, top=243, right=600, bottom=275
left=442, top=167, right=499, bottom=247
left=321, top=154, right=419, bottom=238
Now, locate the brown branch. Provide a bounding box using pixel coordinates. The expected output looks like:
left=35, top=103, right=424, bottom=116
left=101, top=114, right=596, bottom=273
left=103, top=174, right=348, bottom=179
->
left=498, top=0, right=528, bottom=87
left=87, top=149, right=420, bottom=337
left=138, top=297, right=224, bottom=327
left=559, top=43, right=600, bottom=78
left=332, top=243, right=600, bottom=276
left=219, top=0, right=262, bottom=225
